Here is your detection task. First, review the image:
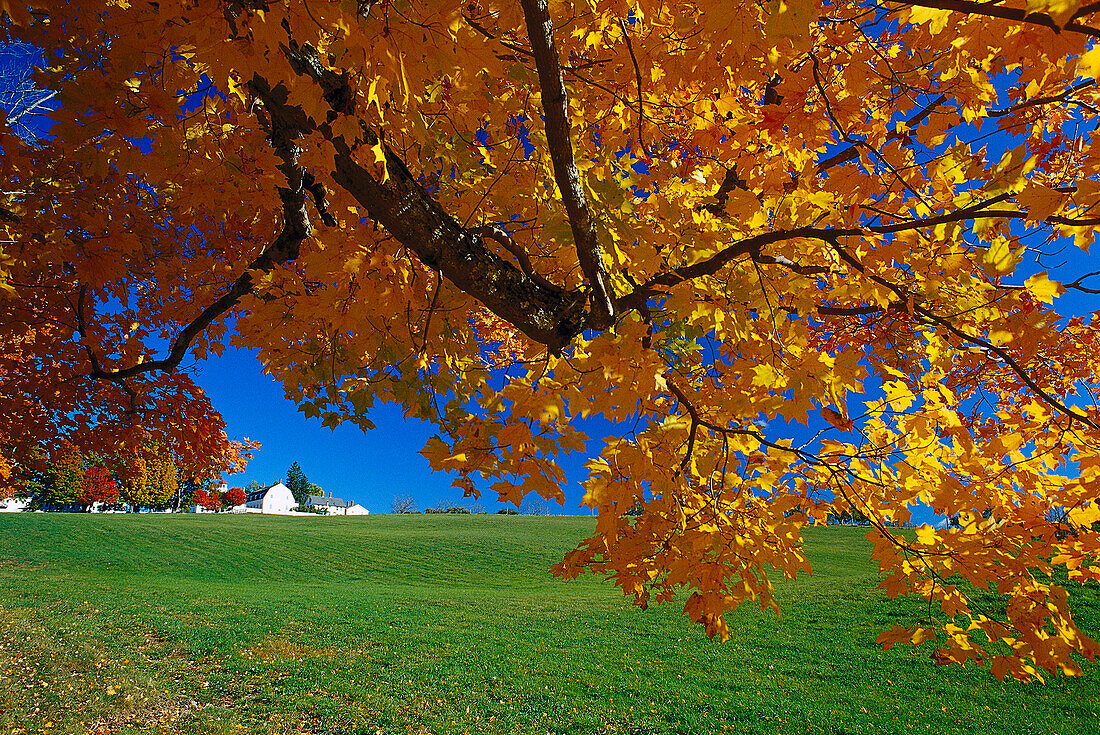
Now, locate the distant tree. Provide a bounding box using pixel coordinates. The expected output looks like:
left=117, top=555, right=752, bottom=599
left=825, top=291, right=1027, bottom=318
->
left=177, top=476, right=214, bottom=513
left=390, top=494, right=417, bottom=514
left=115, top=444, right=179, bottom=511
left=146, top=449, right=179, bottom=509
left=496, top=508, right=519, bottom=515
left=193, top=484, right=239, bottom=512
left=6, top=446, right=47, bottom=501
left=79, top=466, right=119, bottom=510
left=40, top=441, right=83, bottom=510
left=426, top=504, right=470, bottom=514
left=246, top=480, right=264, bottom=495
left=116, top=453, right=148, bottom=507
left=284, top=462, right=309, bottom=506
left=306, top=482, right=322, bottom=497
left=192, top=486, right=213, bottom=511
left=829, top=507, right=871, bottom=526
left=523, top=498, right=550, bottom=516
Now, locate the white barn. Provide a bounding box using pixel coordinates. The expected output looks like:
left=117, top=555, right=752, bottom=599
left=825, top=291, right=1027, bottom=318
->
left=244, top=482, right=298, bottom=514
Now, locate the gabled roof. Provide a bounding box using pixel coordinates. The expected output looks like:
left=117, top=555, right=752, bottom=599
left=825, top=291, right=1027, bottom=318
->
left=306, top=494, right=349, bottom=507
left=246, top=482, right=290, bottom=503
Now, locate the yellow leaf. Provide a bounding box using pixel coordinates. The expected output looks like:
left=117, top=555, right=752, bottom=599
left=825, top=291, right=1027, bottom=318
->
left=915, top=525, right=938, bottom=545
left=1078, top=45, right=1100, bottom=79
left=1024, top=272, right=1061, bottom=304
left=905, top=6, right=952, bottom=33
left=910, top=627, right=935, bottom=646
left=370, top=142, right=389, bottom=183
left=982, top=238, right=1020, bottom=275
left=1068, top=502, right=1100, bottom=526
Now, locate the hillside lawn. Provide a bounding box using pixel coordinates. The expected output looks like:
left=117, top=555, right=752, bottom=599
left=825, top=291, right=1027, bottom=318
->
left=0, top=515, right=1096, bottom=735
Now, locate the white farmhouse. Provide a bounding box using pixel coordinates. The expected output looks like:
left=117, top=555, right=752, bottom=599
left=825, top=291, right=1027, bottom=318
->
left=244, top=482, right=298, bottom=514
left=306, top=492, right=369, bottom=516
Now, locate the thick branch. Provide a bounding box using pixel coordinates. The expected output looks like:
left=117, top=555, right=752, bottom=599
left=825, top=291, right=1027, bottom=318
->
left=328, top=136, right=588, bottom=351
left=520, top=0, right=615, bottom=328
left=271, top=39, right=592, bottom=352
left=889, top=0, right=1100, bottom=39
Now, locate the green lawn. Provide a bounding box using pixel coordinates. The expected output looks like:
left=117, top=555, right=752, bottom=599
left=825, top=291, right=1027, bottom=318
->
left=0, top=514, right=1095, bottom=734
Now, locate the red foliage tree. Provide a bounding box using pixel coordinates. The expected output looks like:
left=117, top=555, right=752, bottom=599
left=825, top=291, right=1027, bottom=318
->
left=224, top=486, right=245, bottom=508
left=192, top=486, right=213, bottom=511
left=80, top=466, right=119, bottom=509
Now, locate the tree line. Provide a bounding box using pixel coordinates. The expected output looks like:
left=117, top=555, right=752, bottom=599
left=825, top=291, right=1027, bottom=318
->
left=5, top=441, right=214, bottom=512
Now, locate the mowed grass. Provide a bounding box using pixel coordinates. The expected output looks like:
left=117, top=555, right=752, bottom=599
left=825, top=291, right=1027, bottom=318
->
left=0, top=515, right=1096, bottom=735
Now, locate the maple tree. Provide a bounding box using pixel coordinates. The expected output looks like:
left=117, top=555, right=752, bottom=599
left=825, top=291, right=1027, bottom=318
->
left=225, top=485, right=247, bottom=507
left=193, top=482, right=245, bottom=510
left=4, top=0, right=1100, bottom=682
left=222, top=484, right=244, bottom=508
left=115, top=444, right=182, bottom=510
left=79, top=465, right=120, bottom=509
left=192, top=486, right=216, bottom=511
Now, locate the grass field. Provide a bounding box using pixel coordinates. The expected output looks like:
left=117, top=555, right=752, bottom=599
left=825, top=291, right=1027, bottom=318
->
left=0, top=514, right=1096, bottom=735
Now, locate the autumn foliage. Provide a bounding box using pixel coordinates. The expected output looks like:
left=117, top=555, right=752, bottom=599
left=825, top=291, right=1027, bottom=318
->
left=114, top=445, right=181, bottom=509
left=225, top=486, right=246, bottom=507
left=79, top=465, right=119, bottom=508
left=5, top=0, right=1100, bottom=681
left=194, top=484, right=245, bottom=511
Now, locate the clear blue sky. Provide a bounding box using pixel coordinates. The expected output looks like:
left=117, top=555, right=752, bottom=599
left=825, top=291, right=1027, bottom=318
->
left=191, top=347, right=596, bottom=514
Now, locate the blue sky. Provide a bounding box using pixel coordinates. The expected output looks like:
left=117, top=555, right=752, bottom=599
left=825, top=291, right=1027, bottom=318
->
left=192, top=347, right=598, bottom=514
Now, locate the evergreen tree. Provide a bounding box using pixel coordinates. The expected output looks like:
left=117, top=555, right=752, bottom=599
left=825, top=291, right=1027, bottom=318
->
left=285, top=462, right=309, bottom=506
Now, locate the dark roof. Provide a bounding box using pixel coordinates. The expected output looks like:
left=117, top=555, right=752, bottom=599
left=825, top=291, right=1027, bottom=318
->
left=306, top=494, right=349, bottom=507
left=246, top=483, right=286, bottom=503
